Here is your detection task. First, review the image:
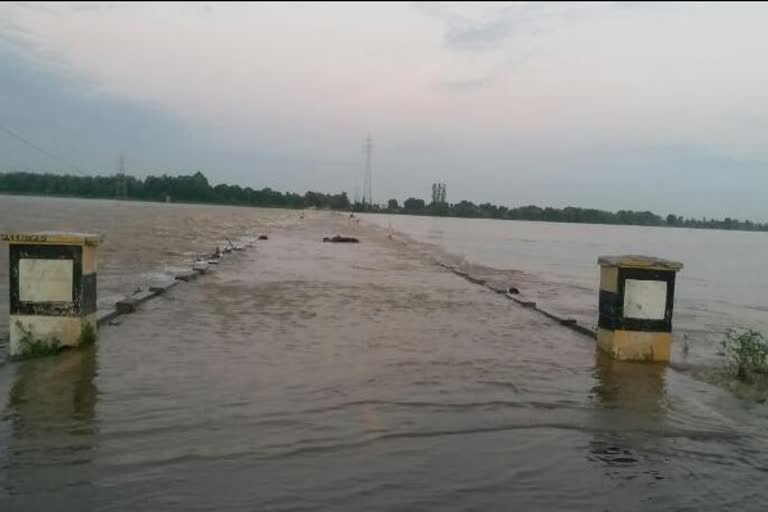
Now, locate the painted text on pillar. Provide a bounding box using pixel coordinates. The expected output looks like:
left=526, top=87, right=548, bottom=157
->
left=2, top=232, right=103, bottom=358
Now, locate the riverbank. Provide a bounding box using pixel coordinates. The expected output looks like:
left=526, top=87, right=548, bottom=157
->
left=1, top=210, right=767, bottom=511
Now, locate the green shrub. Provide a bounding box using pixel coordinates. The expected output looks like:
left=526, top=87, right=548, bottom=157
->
left=79, top=322, right=96, bottom=346
left=12, top=321, right=65, bottom=360
left=722, top=329, right=768, bottom=381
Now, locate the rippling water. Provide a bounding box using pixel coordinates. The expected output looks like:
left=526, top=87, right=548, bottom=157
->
left=1, top=197, right=768, bottom=511
left=0, top=195, right=298, bottom=346
left=362, top=213, right=768, bottom=365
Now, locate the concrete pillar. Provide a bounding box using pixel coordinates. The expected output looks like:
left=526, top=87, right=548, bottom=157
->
left=2, top=232, right=103, bottom=358
left=597, top=255, right=683, bottom=362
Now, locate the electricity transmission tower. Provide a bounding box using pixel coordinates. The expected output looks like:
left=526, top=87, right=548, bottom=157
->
left=431, top=182, right=447, bottom=205
left=362, top=134, right=373, bottom=207
left=116, top=154, right=127, bottom=198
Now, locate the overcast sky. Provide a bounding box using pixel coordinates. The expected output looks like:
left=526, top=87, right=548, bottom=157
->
left=1, top=2, right=767, bottom=220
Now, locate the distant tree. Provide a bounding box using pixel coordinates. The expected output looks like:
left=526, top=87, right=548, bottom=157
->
left=403, top=197, right=426, bottom=211
left=1, top=171, right=767, bottom=232
left=427, top=201, right=450, bottom=216
left=328, top=192, right=351, bottom=210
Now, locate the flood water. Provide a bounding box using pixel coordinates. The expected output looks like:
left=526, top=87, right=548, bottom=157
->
left=1, top=196, right=768, bottom=511
left=362, top=213, right=768, bottom=365
left=0, top=195, right=298, bottom=346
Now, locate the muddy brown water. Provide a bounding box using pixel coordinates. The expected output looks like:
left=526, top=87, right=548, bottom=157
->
left=0, top=196, right=298, bottom=348
left=362, top=212, right=768, bottom=369
left=1, top=196, right=767, bottom=511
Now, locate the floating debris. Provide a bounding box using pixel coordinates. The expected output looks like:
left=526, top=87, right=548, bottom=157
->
left=323, top=235, right=360, bottom=243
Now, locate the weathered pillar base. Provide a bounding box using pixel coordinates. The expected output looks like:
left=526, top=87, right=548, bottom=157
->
left=10, top=314, right=97, bottom=358
left=597, top=328, right=671, bottom=362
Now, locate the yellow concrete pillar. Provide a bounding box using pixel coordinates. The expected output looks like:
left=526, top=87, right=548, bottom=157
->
left=2, top=232, right=103, bottom=358
left=597, top=255, right=683, bottom=362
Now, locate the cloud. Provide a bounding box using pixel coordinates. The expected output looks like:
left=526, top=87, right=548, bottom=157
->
left=7, top=2, right=58, bottom=14
left=445, top=16, right=512, bottom=51
left=1, top=2, right=767, bottom=218
left=0, top=38, right=184, bottom=175
left=419, top=2, right=604, bottom=52
left=70, top=3, right=103, bottom=12
left=435, top=77, right=487, bottom=91
left=0, top=20, right=33, bottom=45
left=416, top=2, right=605, bottom=90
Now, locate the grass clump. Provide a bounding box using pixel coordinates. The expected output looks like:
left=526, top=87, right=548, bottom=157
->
left=19, top=338, right=65, bottom=359
left=13, top=321, right=65, bottom=360
left=722, top=329, right=768, bottom=381
left=78, top=322, right=96, bottom=346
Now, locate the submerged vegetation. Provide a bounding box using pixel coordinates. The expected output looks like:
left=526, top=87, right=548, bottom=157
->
left=12, top=321, right=65, bottom=360
left=9, top=321, right=95, bottom=360
left=1, top=171, right=767, bottom=231
left=78, top=322, right=96, bottom=346
left=722, top=329, right=768, bottom=381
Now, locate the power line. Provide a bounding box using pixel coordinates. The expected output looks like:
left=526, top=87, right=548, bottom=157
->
left=0, top=123, right=85, bottom=175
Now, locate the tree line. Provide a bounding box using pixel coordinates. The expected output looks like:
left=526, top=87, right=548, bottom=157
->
left=0, top=171, right=765, bottom=231
left=372, top=198, right=768, bottom=232
left=0, top=171, right=351, bottom=210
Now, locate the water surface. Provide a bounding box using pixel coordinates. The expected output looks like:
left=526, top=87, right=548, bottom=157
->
left=0, top=199, right=767, bottom=511
left=362, top=213, right=768, bottom=363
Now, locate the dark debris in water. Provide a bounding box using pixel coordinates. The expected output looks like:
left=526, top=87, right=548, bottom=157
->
left=591, top=445, right=639, bottom=466
left=323, top=235, right=360, bottom=243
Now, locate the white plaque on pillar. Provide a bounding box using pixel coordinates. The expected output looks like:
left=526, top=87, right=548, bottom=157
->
left=623, top=279, right=667, bottom=320
left=19, top=259, right=74, bottom=302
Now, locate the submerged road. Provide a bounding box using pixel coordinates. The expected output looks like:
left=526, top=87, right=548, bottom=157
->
left=1, top=213, right=767, bottom=511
